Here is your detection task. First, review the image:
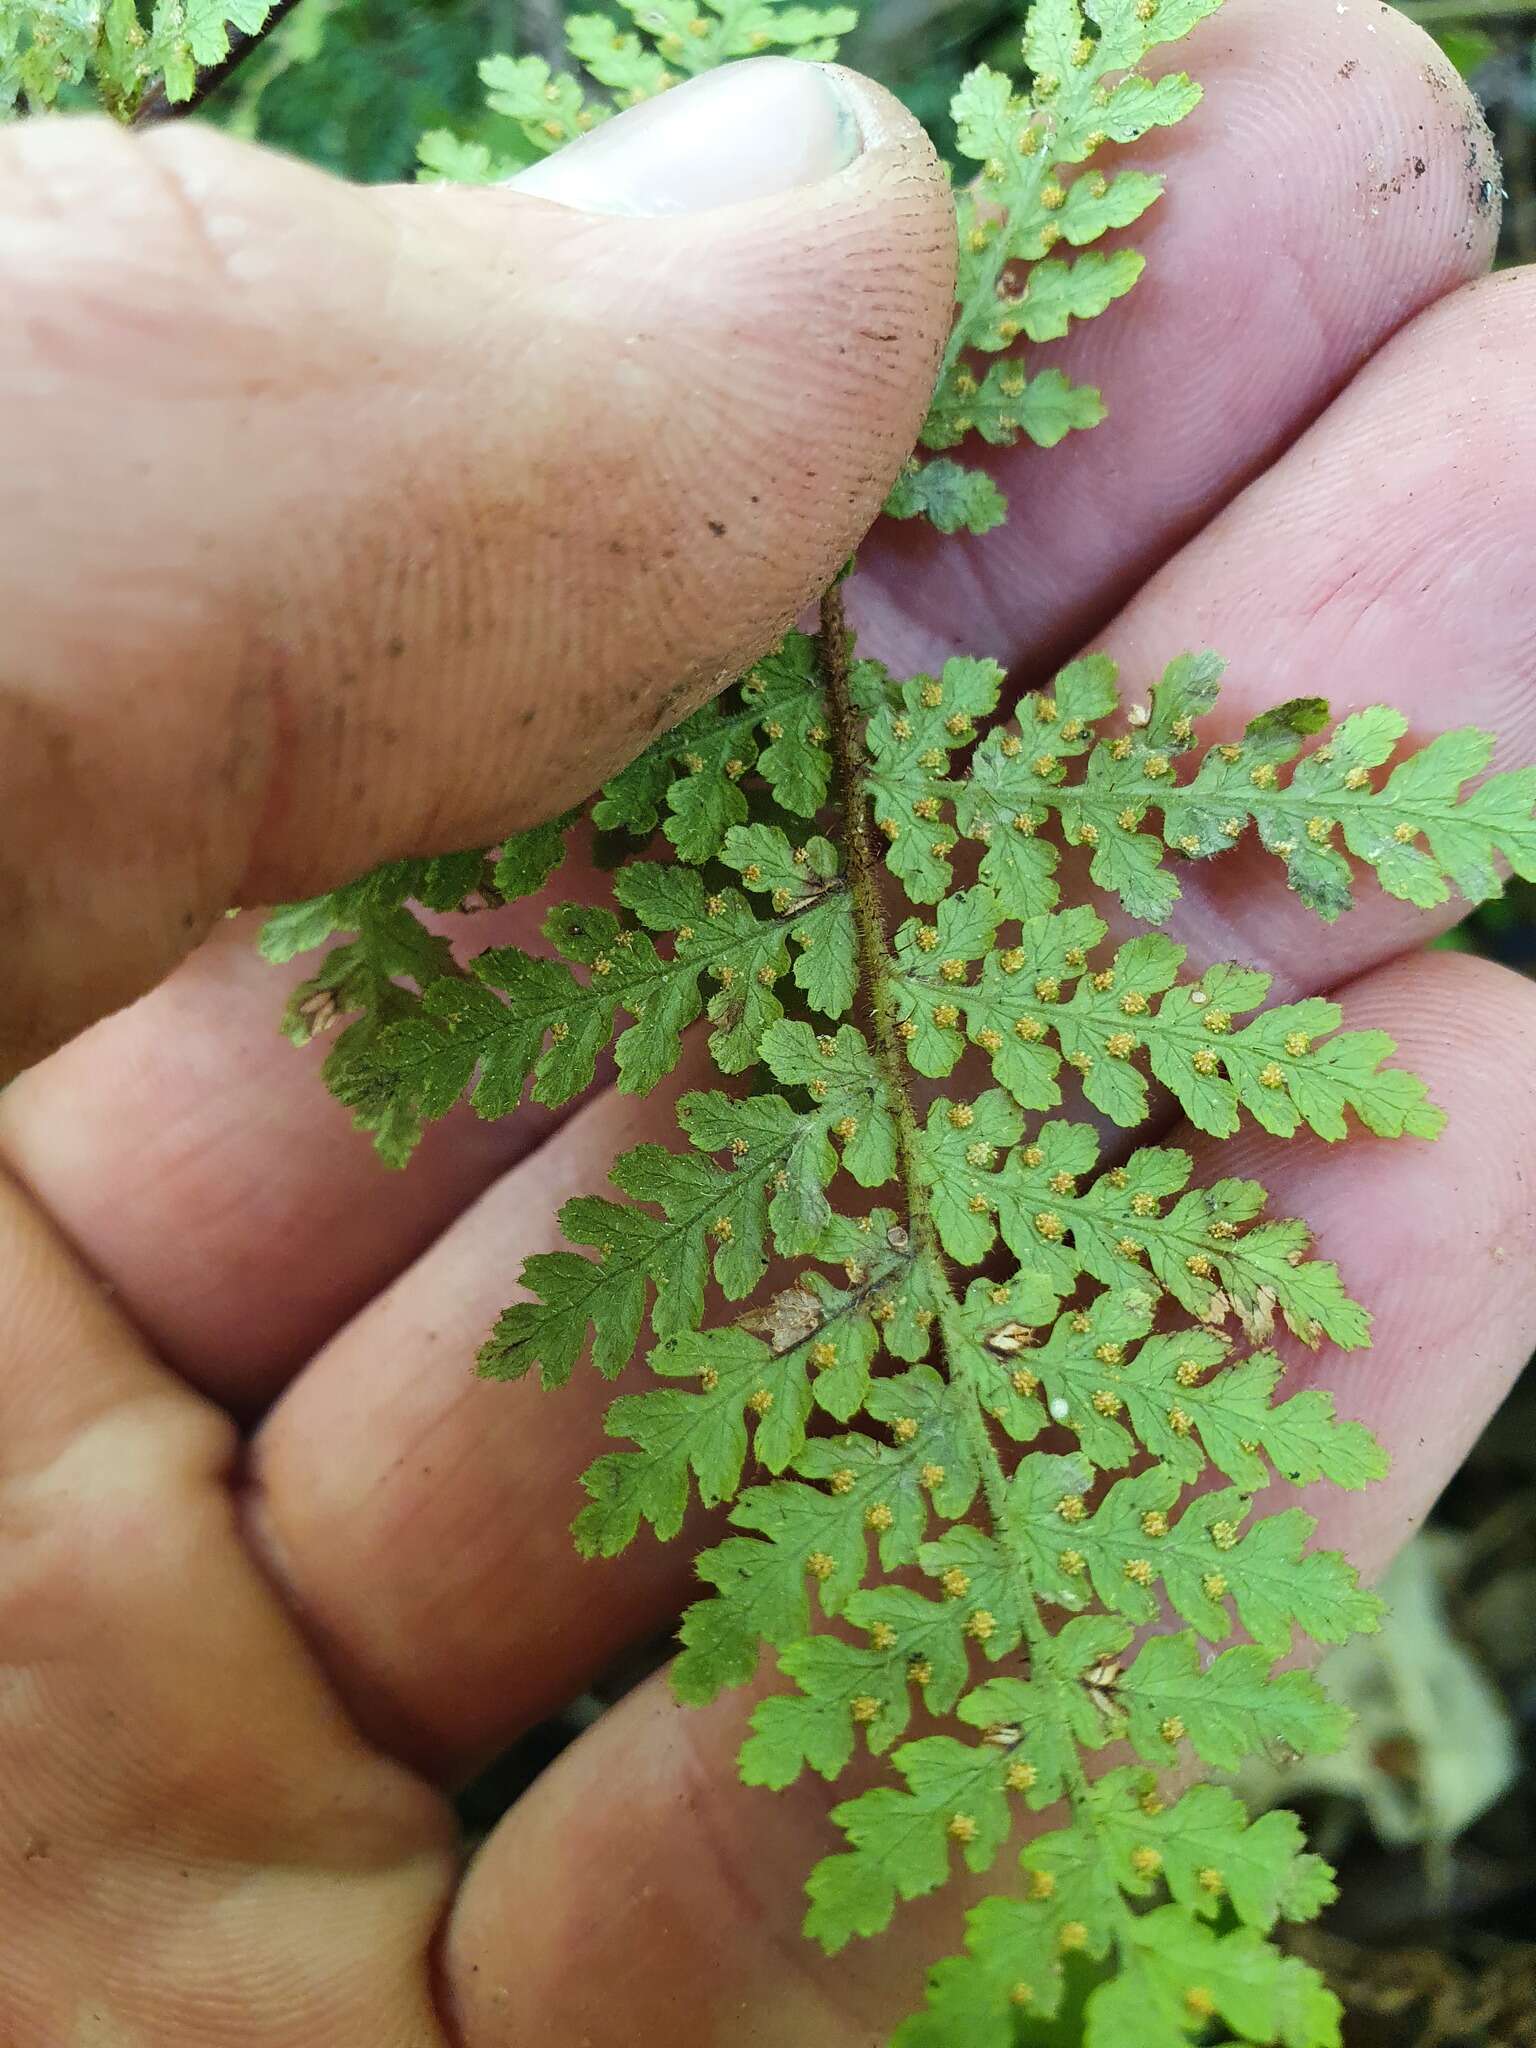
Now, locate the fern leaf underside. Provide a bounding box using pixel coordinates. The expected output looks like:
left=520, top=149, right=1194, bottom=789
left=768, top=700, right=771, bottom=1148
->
left=252, top=3, right=1536, bottom=2043
left=265, top=605, right=1536, bottom=2044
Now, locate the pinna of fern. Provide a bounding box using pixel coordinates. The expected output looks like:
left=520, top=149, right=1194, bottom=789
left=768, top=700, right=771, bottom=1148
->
left=253, top=1, right=1536, bottom=2042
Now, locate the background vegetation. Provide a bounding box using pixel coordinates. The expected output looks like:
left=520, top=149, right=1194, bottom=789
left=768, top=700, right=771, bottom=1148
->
left=198, top=4, right=1536, bottom=2038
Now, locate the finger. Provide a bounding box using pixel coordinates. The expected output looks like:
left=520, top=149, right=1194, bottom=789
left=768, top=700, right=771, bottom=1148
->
left=0, top=1176, right=454, bottom=2046
left=440, top=949, right=1536, bottom=2044
left=0, top=61, right=953, bottom=1075
left=1090, top=261, right=1536, bottom=998
left=0, top=906, right=580, bottom=1405
left=856, top=0, right=1501, bottom=678
left=243, top=1061, right=710, bottom=1779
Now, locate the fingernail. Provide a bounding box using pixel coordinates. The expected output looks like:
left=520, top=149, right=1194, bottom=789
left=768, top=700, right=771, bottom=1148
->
left=507, top=58, right=862, bottom=216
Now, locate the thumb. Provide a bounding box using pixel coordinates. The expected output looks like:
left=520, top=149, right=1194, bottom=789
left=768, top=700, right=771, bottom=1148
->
left=0, top=61, right=953, bottom=1075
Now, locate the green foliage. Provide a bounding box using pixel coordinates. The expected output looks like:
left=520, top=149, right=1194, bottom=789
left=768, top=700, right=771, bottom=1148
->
left=270, top=662, right=1531, bottom=2047
left=2, top=0, right=278, bottom=116
left=227, top=0, right=517, bottom=184
left=239, top=0, right=1536, bottom=2040
left=886, top=0, right=1225, bottom=531
left=2, top=0, right=855, bottom=162
left=1429, top=25, right=1495, bottom=80
left=423, top=0, right=856, bottom=176
left=885, top=457, right=1008, bottom=536
left=257, top=835, right=565, bottom=1165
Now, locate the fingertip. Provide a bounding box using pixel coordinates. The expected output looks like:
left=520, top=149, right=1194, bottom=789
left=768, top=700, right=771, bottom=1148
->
left=354, top=63, right=954, bottom=844
left=858, top=0, right=1505, bottom=682
left=1368, top=0, right=1505, bottom=269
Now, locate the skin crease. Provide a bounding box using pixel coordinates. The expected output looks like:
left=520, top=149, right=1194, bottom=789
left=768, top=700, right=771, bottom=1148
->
left=0, top=4, right=1534, bottom=2045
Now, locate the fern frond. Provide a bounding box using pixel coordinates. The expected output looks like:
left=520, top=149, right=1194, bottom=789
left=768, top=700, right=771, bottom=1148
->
left=899, top=1770, right=1340, bottom=2045
left=260, top=447, right=1530, bottom=2048
left=1165, top=708, right=1536, bottom=918
left=259, top=467, right=1535, bottom=2048
left=959, top=1291, right=1387, bottom=1495
left=256, top=4, right=1536, bottom=2038
left=479, top=1088, right=881, bottom=1386
left=319, top=841, right=853, bottom=1155
left=884, top=459, right=1008, bottom=537
left=896, top=905, right=1444, bottom=1141
left=889, top=0, right=1226, bottom=530
left=444, top=558, right=1524, bottom=2039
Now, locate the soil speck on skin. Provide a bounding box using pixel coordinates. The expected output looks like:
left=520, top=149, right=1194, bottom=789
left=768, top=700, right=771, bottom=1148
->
left=1373, top=153, right=1434, bottom=203
left=707, top=519, right=727, bottom=537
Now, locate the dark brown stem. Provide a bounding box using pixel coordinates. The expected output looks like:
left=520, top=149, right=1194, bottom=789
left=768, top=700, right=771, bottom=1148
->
left=817, top=587, right=1011, bottom=1498
left=817, top=584, right=942, bottom=1265
left=132, top=0, right=308, bottom=125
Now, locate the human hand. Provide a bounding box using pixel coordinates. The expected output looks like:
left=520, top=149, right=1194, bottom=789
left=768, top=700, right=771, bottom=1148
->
left=1, top=5, right=1533, bottom=2042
